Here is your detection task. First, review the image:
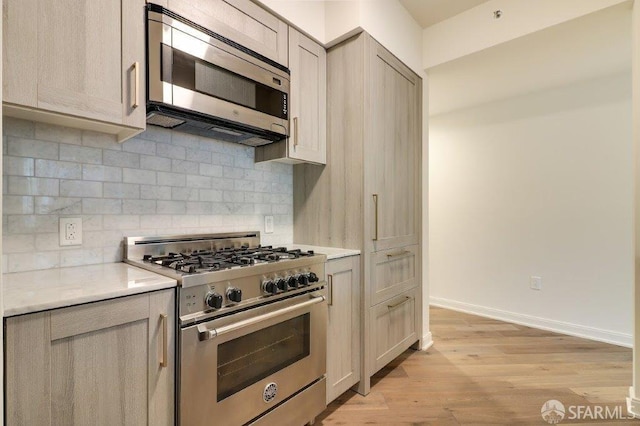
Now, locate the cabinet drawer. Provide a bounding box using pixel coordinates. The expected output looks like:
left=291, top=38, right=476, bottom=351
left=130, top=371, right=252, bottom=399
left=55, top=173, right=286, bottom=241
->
left=370, top=245, right=418, bottom=306
left=370, top=288, right=417, bottom=374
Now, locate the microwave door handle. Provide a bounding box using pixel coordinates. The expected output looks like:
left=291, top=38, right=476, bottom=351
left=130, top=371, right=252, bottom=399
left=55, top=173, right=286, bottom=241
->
left=198, top=295, right=325, bottom=341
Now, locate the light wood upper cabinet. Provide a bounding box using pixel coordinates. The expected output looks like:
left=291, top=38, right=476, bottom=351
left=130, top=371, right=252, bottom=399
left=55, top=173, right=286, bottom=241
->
left=255, top=27, right=327, bottom=165
left=368, top=42, right=420, bottom=252
left=287, top=28, right=327, bottom=164
left=5, top=289, right=175, bottom=426
left=326, top=255, right=360, bottom=404
left=3, top=0, right=146, bottom=142
left=158, top=0, right=288, bottom=67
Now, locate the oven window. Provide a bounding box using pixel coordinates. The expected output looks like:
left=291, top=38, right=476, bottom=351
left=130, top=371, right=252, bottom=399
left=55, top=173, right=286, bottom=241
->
left=165, top=46, right=288, bottom=119
left=217, top=314, right=310, bottom=402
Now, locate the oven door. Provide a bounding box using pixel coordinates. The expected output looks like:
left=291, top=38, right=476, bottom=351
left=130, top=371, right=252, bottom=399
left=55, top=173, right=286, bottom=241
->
left=180, top=292, right=327, bottom=426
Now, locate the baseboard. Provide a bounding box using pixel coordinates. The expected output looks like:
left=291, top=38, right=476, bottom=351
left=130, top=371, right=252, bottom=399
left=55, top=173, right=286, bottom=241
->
left=627, top=387, right=640, bottom=418
left=420, top=332, right=433, bottom=351
left=430, top=297, right=632, bottom=348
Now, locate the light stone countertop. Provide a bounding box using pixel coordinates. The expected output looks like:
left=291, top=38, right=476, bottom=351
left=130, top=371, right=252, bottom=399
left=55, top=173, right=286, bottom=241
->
left=3, top=263, right=177, bottom=317
left=289, top=244, right=360, bottom=260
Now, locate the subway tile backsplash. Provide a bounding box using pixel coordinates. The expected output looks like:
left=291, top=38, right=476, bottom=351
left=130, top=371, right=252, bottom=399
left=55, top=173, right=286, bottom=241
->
left=2, top=118, right=294, bottom=273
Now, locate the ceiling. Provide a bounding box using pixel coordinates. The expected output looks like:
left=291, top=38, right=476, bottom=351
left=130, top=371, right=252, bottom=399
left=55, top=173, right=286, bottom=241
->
left=428, top=2, right=632, bottom=116
left=399, top=0, right=490, bottom=28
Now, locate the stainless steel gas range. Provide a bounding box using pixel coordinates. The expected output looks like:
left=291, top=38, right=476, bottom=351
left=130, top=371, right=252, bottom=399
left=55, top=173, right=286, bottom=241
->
left=124, top=232, right=327, bottom=426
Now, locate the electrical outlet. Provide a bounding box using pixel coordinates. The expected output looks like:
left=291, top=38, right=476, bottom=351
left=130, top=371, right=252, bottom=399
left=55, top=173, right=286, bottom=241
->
left=59, top=218, right=82, bottom=246
left=530, top=276, right=542, bottom=291
left=265, top=215, right=274, bottom=234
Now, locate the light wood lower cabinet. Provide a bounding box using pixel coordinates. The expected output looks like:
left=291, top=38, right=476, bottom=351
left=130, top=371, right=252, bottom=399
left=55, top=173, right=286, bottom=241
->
left=370, top=288, right=418, bottom=374
left=326, top=255, right=360, bottom=403
left=371, top=245, right=419, bottom=306
left=5, top=289, right=175, bottom=426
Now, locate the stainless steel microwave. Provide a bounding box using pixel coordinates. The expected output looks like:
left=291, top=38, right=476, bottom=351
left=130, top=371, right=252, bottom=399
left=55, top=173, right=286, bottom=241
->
left=146, top=5, right=290, bottom=146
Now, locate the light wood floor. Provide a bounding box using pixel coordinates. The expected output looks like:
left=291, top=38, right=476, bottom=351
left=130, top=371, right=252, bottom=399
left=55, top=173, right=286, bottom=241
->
left=317, top=307, right=634, bottom=425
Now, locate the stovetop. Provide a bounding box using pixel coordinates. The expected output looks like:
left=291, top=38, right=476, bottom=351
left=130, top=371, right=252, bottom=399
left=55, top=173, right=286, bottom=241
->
left=124, top=232, right=327, bottom=323
left=142, top=246, right=316, bottom=274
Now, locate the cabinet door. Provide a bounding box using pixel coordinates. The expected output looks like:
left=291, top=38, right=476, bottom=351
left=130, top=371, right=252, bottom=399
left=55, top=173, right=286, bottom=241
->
left=370, top=245, right=419, bottom=306
left=166, top=0, right=288, bottom=66
left=37, top=0, right=125, bottom=124
left=3, top=0, right=145, bottom=137
left=367, top=40, right=421, bottom=251
left=326, top=256, right=360, bottom=403
left=370, top=288, right=417, bottom=374
left=288, top=28, right=327, bottom=164
left=122, top=0, right=147, bottom=129
left=5, top=290, right=175, bottom=426
left=3, top=0, right=38, bottom=106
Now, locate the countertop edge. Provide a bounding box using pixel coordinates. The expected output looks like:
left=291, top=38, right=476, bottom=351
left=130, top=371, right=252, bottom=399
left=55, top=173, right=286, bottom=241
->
left=3, top=263, right=178, bottom=318
left=4, top=280, right=177, bottom=317
left=289, top=244, right=361, bottom=260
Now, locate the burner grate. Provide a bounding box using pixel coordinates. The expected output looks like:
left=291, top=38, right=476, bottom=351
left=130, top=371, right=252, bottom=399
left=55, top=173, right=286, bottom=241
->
left=142, top=245, right=315, bottom=274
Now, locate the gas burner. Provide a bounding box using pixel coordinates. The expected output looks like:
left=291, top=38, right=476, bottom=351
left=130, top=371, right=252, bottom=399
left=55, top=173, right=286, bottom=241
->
left=142, top=244, right=315, bottom=275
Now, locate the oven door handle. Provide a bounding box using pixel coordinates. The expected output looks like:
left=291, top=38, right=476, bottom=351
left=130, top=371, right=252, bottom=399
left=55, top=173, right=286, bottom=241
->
left=197, top=295, right=325, bottom=341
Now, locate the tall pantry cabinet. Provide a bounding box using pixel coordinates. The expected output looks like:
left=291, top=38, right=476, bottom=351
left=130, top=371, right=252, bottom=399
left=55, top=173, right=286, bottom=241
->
left=294, top=32, right=422, bottom=395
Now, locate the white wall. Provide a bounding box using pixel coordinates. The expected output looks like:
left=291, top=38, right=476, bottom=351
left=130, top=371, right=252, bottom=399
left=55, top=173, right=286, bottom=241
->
left=255, top=0, right=326, bottom=42
left=255, top=0, right=423, bottom=74
left=423, top=0, right=629, bottom=69
left=357, top=0, right=423, bottom=74
left=429, top=72, right=633, bottom=346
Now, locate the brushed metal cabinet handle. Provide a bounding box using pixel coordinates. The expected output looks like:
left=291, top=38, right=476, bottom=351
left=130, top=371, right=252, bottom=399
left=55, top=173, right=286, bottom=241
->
left=133, top=62, right=140, bottom=109
left=293, top=117, right=299, bottom=148
left=160, top=313, right=168, bottom=368
left=387, top=296, right=411, bottom=310
left=372, top=194, right=379, bottom=241
left=327, top=274, right=333, bottom=306
left=386, top=250, right=410, bottom=258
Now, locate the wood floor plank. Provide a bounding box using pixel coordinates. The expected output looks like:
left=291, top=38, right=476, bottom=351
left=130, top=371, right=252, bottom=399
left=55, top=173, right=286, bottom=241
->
left=316, top=306, right=634, bottom=425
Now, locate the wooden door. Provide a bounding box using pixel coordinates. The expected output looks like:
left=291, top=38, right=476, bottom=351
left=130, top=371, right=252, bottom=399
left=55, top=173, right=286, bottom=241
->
left=370, top=288, right=417, bottom=374
left=370, top=245, right=419, bottom=306
left=122, top=0, right=147, bottom=129
left=288, top=28, right=327, bottom=164
left=367, top=40, right=421, bottom=251
left=5, top=290, right=175, bottom=425
left=3, top=0, right=38, bottom=106
left=37, top=0, right=125, bottom=124
left=326, top=256, right=361, bottom=403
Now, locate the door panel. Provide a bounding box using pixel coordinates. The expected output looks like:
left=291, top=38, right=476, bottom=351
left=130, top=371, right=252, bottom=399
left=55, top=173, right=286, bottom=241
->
left=369, top=41, right=420, bottom=251
left=37, top=0, right=123, bottom=123
left=289, top=28, right=326, bottom=164
left=371, top=288, right=417, bottom=373
left=370, top=245, right=418, bottom=306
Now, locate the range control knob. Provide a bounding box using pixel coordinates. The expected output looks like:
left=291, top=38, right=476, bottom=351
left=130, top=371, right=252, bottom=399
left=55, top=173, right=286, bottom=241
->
left=287, top=275, right=299, bottom=289
left=205, top=292, right=223, bottom=310
left=276, top=278, right=287, bottom=292
left=298, top=274, right=309, bottom=286
left=262, top=280, right=278, bottom=295
left=227, top=288, right=242, bottom=303
left=308, top=272, right=319, bottom=283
